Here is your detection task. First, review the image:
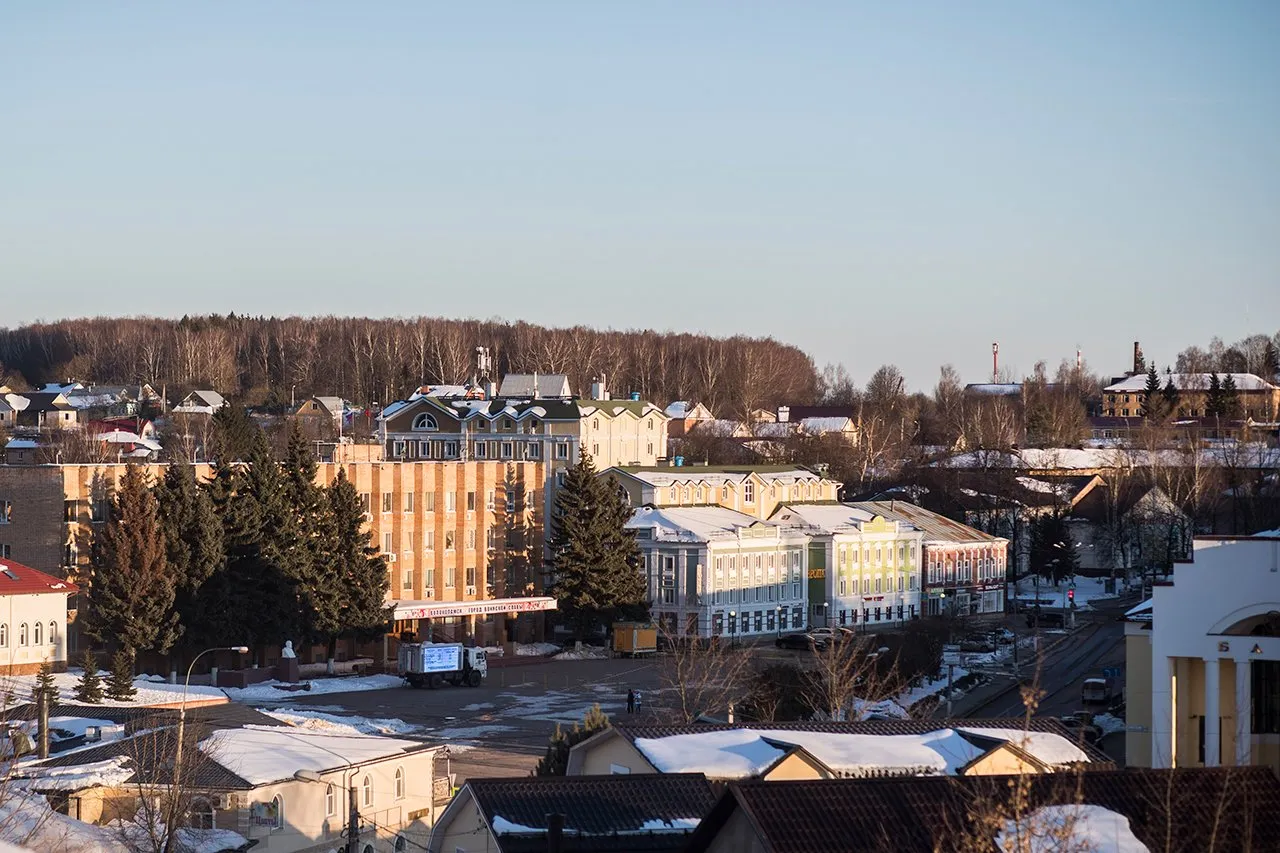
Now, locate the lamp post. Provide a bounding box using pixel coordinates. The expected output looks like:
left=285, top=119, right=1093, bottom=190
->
left=729, top=611, right=737, bottom=649
left=168, top=646, right=248, bottom=853
left=775, top=605, right=782, bottom=639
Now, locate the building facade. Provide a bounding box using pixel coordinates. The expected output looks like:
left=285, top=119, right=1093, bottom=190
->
left=1103, top=373, right=1280, bottom=420
left=0, top=558, right=77, bottom=674
left=606, top=465, right=842, bottom=522
left=627, top=505, right=810, bottom=639
left=1126, top=535, right=1280, bottom=772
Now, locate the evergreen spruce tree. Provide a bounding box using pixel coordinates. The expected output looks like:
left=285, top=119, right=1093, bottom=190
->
left=1141, top=363, right=1162, bottom=418
left=322, top=468, right=391, bottom=657
left=1263, top=340, right=1280, bottom=385
left=32, top=659, right=58, bottom=705
left=1205, top=372, right=1224, bottom=417
left=155, top=460, right=225, bottom=651
left=82, top=465, right=179, bottom=659
left=281, top=424, right=327, bottom=644
left=73, top=650, right=103, bottom=704
left=105, top=651, right=138, bottom=702
left=1221, top=373, right=1241, bottom=418
left=547, top=451, right=647, bottom=639
left=210, top=402, right=260, bottom=462
left=1029, top=513, right=1079, bottom=584
left=535, top=704, right=610, bottom=776
left=1160, top=370, right=1180, bottom=416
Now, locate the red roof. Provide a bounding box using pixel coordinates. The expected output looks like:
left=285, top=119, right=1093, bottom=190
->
left=0, top=559, right=79, bottom=596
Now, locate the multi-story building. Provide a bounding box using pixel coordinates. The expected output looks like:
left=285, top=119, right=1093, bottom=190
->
left=605, top=465, right=841, bottom=521
left=1102, top=373, right=1280, bottom=420
left=0, top=557, right=77, bottom=674
left=1126, top=534, right=1280, bottom=772
left=0, top=460, right=554, bottom=660
left=626, top=505, right=810, bottom=639
left=768, top=504, right=923, bottom=629
left=850, top=501, right=1008, bottom=617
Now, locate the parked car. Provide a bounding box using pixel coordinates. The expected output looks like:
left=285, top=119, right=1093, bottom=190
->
left=1058, top=713, right=1103, bottom=745
left=1026, top=609, right=1066, bottom=629
left=1081, top=677, right=1115, bottom=704
left=809, top=627, right=856, bottom=644
left=775, top=632, right=824, bottom=650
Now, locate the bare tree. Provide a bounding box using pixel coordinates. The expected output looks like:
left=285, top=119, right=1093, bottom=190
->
left=801, top=635, right=907, bottom=722
left=656, top=630, right=753, bottom=723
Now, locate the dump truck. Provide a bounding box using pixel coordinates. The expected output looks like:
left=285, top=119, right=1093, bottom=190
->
left=613, top=622, right=658, bottom=657
left=399, top=642, right=487, bottom=688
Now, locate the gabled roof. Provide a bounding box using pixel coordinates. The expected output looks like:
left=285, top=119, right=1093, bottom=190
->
left=382, top=395, right=582, bottom=425
left=176, top=390, right=226, bottom=409
left=771, top=503, right=876, bottom=534
left=626, top=506, right=784, bottom=543
left=1104, top=372, right=1278, bottom=393
left=0, top=559, right=78, bottom=596
left=849, top=501, right=1001, bottom=544
left=683, top=767, right=1280, bottom=853
left=453, top=774, right=716, bottom=853
left=14, top=392, right=75, bottom=412
left=498, top=373, right=573, bottom=398
left=664, top=401, right=714, bottom=420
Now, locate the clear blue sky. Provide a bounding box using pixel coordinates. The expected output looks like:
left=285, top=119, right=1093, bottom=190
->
left=2, top=2, right=1277, bottom=388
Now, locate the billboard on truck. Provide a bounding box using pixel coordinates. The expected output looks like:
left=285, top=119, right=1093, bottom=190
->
left=422, top=644, right=462, bottom=673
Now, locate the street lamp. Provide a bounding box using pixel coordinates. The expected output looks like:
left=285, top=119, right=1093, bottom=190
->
left=169, top=645, right=248, bottom=852
left=775, top=605, right=782, bottom=638
left=729, top=611, right=737, bottom=649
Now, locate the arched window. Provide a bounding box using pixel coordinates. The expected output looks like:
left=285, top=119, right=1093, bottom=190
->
left=362, top=845, right=375, bottom=853
left=33, top=622, right=42, bottom=646
left=361, top=774, right=373, bottom=808
left=18, top=623, right=27, bottom=646
left=271, top=795, right=284, bottom=831
left=0, top=624, right=7, bottom=646
left=48, top=622, right=56, bottom=645
left=394, top=766, right=405, bottom=800
left=411, top=413, right=439, bottom=432
left=325, top=784, right=336, bottom=817
left=188, top=798, right=214, bottom=830
left=395, top=837, right=408, bottom=852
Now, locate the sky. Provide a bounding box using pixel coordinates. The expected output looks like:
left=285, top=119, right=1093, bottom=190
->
left=2, top=2, right=1277, bottom=390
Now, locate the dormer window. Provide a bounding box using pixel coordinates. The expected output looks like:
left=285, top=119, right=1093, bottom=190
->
left=412, top=413, right=439, bottom=432
left=503, top=418, right=514, bottom=430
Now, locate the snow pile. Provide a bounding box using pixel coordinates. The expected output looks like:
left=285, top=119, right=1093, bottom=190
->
left=997, top=804, right=1150, bottom=853
left=492, top=817, right=544, bottom=835
left=0, top=671, right=225, bottom=708
left=481, top=646, right=506, bottom=657
left=517, top=642, right=562, bottom=657
left=202, top=725, right=424, bottom=785
left=432, top=723, right=517, bottom=740
left=554, top=645, right=609, bottom=661
left=174, top=828, right=254, bottom=853
left=639, top=817, right=700, bottom=831
left=15, top=756, right=134, bottom=791
left=900, top=668, right=971, bottom=708
left=221, top=673, right=404, bottom=703
left=1093, top=713, right=1127, bottom=737
left=263, top=708, right=419, bottom=736
left=0, top=790, right=127, bottom=852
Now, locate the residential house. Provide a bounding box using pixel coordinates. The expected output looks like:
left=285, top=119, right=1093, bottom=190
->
left=293, top=396, right=354, bottom=429
left=1068, top=482, right=1192, bottom=576
left=173, top=390, right=228, bottom=415
left=0, top=558, right=77, bottom=674
left=497, top=373, right=573, bottom=399
left=626, top=506, right=810, bottom=638
left=64, top=384, right=161, bottom=418
left=850, top=501, right=1009, bottom=617
left=606, top=465, right=841, bottom=523
left=1125, top=534, right=1280, bottom=772
left=1103, top=372, right=1280, bottom=420
left=681, top=768, right=1280, bottom=853
left=663, top=401, right=714, bottom=438
left=768, top=504, right=923, bottom=629
left=0, top=394, right=18, bottom=429
left=2, top=437, right=44, bottom=465
left=565, top=719, right=1108, bottom=781
left=427, top=774, right=717, bottom=853
left=15, top=704, right=445, bottom=853
left=12, top=392, right=80, bottom=430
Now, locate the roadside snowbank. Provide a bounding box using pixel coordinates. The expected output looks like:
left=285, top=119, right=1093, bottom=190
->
left=222, top=674, right=404, bottom=703
left=262, top=708, right=419, bottom=736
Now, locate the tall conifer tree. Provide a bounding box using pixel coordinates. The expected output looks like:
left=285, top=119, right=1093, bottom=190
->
left=1160, top=370, right=1180, bottom=416
left=323, top=468, right=391, bottom=653
left=1141, top=364, right=1162, bottom=418
left=155, top=460, right=224, bottom=649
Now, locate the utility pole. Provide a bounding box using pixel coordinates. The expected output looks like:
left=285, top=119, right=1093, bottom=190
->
left=347, top=784, right=360, bottom=853
left=945, top=663, right=955, bottom=717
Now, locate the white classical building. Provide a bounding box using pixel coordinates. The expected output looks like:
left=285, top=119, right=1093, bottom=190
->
left=0, top=558, right=77, bottom=675
left=1127, top=535, right=1280, bottom=771
left=627, top=506, right=811, bottom=639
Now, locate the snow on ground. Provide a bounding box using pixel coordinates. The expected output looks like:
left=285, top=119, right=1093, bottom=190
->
left=222, top=673, right=404, bottom=703
left=519, top=642, right=563, bottom=656
left=433, top=724, right=517, bottom=740
left=997, top=804, right=1150, bottom=853
left=0, top=671, right=225, bottom=708
left=553, top=645, right=609, bottom=661
left=900, top=668, right=971, bottom=708
left=262, top=708, right=419, bottom=736
left=496, top=689, right=625, bottom=725
left=459, top=702, right=495, bottom=712
left=0, top=790, right=127, bottom=852
left=1012, top=576, right=1126, bottom=610
left=1093, top=713, right=1127, bottom=737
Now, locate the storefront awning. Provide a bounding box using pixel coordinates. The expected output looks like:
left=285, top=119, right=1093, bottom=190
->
left=392, top=596, right=558, bottom=621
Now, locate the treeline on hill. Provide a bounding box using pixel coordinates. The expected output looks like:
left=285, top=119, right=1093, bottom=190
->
left=79, top=416, right=389, bottom=671
left=0, top=315, right=819, bottom=417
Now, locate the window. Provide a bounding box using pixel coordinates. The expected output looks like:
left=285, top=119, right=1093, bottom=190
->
left=383, top=532, right=393, bottom=553
left=271, top=795, right=284, bottom=831
left=426, top=567, right=435, bottom=587
left=382, top=493, right=393, bottom=513
left=501, top=441, right=513, bottom=458
left=419, top=440, right=430, bottom=458
left=474, top=442, right=488, bottom=459
left=486, top=490, right=496, bottom=511
left=424, top=530, right=435, bottom=551
left=359, top=493, right=371, bottom=514
left=0, top=624, right=7, bottom=647
left=361, top=775, right=373, bottom=808
left=394, top=766, right=406, bottom=799
left=325, top=785, right=336, bottom=817
left=403, top=569, right=413, bottom=589
left=721, top=485, right=730, bottom=501
left=443, top=441, right=459, bottom=458
left=90, top=500, right=109, bottom=524
left=424, top=491, right=436, bottom=513
left=18, top=623, right=27, bottom=646
left=465, top=530, right=476, bottom=551
left=466, top=492, right=476, bottom=513
left=556, top=442, right=569, bottom=460
left=63, top=500, right=77, bottom=522
left=404, top=492, right=415, bottom=513
left=609, top=763, right=631, bottom=775
left=188, top=798, right=214, bottom=830
left=486, top=527, right=497, bottom=550
left=0, top=545, right=8, bottom=558
left=527, top=442, right=541, bottom=459
left=63, top=541, right=77, bottom=567
left=393, top=440, right=406, bottom=458
left=743, top=482, right=755, bottom=504
left=446, top=493, right=456, bottom=513
left=412, top=412, right=439, bottom=431
left=592, top=444, right=599, bottom=457
left=0, top=500, right=10, bottom=524
left=33, top=622, right=42, bottom=646
left=445, top=531, right=456, bottom=552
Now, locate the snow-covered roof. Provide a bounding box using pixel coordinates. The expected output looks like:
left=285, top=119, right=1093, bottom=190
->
left=1254, top=527, right=1280, bottom=538
left=498, top=373, right=573, bottom=398
left=201, top=725, right=434, bottom=786
left=800, top=416, right=855, bottom=434
left=627, top=505, right=784, bottom=543
left=997, top=804, right=1150, bottom=853
left=618, top=466, right=823, bottom=489
left=94, top=430, right=163, bottom=452
left=771, top=503, right=877, bottom=534
left=1104, top=372, right=1277, bottom=393
left=1125, top=599, right=1153, bottom=622
left=665, top=401, right=691, bottom=418
left=5, top=438, right=40, bottom=450
left=632, top=727, right=1089, bottom=780
left=15, top=756, right=134, bottom=791
left=939, top=445, right=1280, bottom=471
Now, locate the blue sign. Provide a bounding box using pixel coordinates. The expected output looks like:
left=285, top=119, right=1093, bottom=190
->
left=1102, top=666, right=1122, bottom=678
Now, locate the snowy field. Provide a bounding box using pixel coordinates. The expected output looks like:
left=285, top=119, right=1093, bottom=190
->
left=0, top=671, right=225, bottom=708
left=1011, top=575, right=1127, bottom=610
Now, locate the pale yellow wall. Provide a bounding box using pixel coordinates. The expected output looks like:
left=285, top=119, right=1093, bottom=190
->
left=435, top=798, right=498, bottom=853
left=962, top=746, right=1045, bottom=776
left=760, top=752, right=832, bottom=781
left=1125, top=631, right=1153, bottom=767
left=704, top=810, right=768, bottom=853
left=574, top=736, right=656, bottom=776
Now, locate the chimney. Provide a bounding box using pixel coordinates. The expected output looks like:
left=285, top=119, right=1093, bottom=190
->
left=1133, top=341, right=1142, bottom=375
left=777, top=405, right=790, bottom=423
left=532, top=370, right=539, bottom=398
left=992, top=343, right=999, bottom=382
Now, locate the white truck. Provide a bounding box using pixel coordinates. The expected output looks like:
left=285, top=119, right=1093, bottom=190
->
left=398, top=642, right=487, bottom=689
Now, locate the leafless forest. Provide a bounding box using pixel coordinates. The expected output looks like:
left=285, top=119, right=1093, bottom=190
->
left=0, top=315, right=820, bottom=414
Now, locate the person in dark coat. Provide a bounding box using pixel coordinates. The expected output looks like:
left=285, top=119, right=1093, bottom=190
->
left=626, top=689, right=636, bottom=713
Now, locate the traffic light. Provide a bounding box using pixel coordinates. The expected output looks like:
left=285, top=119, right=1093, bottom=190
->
left=1067, top=588, right=1075, bottom=604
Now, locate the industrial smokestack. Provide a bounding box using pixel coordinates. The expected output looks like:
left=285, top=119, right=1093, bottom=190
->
left=992, top=343, right=999, bottom=382
left=1133, top=341, right=1142, bottom=375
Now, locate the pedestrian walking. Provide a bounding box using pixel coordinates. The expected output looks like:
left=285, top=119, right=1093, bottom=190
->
left=634, top=689, right=643, bottom=714
left=626, top=689, right=636, bottom=714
